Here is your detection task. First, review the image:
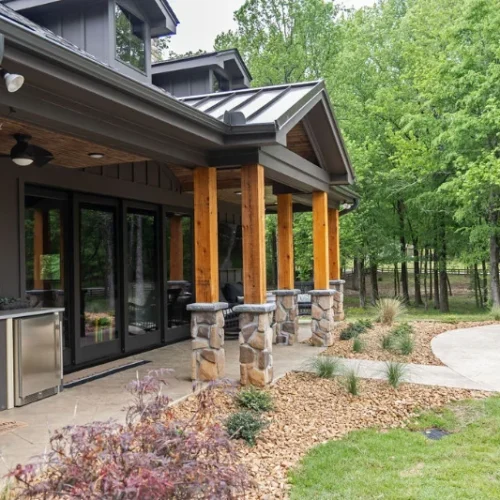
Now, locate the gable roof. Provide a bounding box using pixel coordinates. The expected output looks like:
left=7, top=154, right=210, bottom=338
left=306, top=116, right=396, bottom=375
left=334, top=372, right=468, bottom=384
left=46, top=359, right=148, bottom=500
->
left=180, top=81, right=354, bottom=182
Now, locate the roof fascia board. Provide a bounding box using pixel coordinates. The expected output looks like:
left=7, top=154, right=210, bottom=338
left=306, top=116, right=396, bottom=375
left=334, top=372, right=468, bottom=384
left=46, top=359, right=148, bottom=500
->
left=152, top=55, right=225, bottom=74
left=1, top=0, right=61, bottom=10
left=259, top=145, right=331, bottom=193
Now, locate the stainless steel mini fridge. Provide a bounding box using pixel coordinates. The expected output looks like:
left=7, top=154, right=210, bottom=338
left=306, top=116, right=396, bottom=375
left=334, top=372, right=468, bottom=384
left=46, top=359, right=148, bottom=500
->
left=14, top=312, right=63, bottom=406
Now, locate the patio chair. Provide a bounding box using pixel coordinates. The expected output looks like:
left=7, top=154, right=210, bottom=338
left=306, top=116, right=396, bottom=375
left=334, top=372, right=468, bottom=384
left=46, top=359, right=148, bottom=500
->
left=128, top=290, right=158, bottom=334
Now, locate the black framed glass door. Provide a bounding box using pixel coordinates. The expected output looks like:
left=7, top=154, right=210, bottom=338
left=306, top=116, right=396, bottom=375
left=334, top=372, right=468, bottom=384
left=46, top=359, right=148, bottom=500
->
left=24, top=187, right=71, bottom=367
left=165, top=212, right=193, bottom=342
left=74, top=196, right=121, bottom=365
left=124, top=202, right=161, bottom=352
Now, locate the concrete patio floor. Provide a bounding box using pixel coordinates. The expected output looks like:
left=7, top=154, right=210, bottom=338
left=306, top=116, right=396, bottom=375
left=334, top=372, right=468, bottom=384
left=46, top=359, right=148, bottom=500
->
left=0, top=329, right=323, bottom=478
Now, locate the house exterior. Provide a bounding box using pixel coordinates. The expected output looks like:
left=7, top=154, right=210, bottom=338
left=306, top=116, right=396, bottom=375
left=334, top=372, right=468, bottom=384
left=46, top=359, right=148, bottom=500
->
left=0, top=0, right=356, bottom=402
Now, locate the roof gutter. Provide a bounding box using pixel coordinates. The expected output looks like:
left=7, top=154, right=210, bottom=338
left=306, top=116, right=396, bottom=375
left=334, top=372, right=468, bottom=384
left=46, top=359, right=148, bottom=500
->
left=340, top=197, right=360, bottom=216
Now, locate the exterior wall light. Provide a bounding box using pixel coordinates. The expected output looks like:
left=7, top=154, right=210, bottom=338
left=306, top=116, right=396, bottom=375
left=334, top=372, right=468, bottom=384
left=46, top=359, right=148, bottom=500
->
left=1, top=70, right=24, bottom=93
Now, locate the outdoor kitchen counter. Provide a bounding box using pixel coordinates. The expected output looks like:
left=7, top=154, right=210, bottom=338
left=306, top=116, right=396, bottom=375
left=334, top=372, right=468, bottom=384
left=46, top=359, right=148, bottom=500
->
left=0, top=308, right=65, bottom=411
left=0, top=307, right=64, bottom=319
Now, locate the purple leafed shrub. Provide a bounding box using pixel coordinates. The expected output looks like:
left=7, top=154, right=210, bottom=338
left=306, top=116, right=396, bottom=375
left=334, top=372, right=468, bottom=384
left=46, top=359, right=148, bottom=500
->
left=8, top=370, right=249, bottom=499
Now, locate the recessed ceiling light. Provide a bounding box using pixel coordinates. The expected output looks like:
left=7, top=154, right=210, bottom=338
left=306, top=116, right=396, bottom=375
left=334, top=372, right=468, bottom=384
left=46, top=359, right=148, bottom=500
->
left=235, top=191, right=242, bottom=195
left=88, top=153, right=105, bottom=159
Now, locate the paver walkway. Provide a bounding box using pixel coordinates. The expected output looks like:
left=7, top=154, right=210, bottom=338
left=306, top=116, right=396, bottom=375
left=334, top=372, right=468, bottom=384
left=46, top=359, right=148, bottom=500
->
left=432, top=324, right=500, bottom=391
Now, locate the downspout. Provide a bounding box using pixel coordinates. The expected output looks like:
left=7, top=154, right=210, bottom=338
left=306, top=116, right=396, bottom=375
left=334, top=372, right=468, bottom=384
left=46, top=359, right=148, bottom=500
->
left=339, top=197, right=359, bottom=217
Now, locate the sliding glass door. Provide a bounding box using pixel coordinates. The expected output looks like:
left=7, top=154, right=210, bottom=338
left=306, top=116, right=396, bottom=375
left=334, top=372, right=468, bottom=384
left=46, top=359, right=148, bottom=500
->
left=74, top=197, right=121, bottom=365
left=124, top=203, right=161, bottom=351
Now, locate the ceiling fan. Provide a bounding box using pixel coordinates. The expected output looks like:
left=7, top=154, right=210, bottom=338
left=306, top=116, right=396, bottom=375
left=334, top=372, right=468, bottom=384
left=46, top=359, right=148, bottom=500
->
left=1, top=134, right=54, bottom=167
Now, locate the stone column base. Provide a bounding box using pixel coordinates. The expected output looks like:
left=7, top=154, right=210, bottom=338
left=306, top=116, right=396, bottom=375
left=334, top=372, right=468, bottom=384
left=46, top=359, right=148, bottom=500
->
left=187, top=302, right=228, bottom=381
left=273, top=289, right=300, bottom=345
left=234, top=303, right=276, bottom=387
left=310, top=290, right=335, bottom=347
left=330, top=279, right=345, bottom=321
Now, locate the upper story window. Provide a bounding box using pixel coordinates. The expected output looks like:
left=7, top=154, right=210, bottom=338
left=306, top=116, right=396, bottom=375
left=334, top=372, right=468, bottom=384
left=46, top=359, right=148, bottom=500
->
left=115, top=4, right=146, bottom=72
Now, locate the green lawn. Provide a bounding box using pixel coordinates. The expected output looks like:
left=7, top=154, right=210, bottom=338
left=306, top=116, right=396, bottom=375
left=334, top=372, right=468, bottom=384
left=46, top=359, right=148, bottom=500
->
left=289, top=397, right=500, bottom=499
left=344, top=295, right=494, bottom=323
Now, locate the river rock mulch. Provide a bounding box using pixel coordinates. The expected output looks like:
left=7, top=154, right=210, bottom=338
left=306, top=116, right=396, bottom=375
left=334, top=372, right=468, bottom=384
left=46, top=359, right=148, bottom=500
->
left=322, top=320, right=498, bottom=365
left=174, top=372, right=490, bottom=499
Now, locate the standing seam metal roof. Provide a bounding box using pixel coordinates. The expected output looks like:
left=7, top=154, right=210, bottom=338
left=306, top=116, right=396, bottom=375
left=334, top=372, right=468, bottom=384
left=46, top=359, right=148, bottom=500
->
left=180, top=81, right=323, bottom=127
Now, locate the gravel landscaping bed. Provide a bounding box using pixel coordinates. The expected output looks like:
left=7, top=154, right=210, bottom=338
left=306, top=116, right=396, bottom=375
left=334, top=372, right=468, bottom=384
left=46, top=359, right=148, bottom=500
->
left=174, top=372, right=489, bottom=499
left=323, top=320, right=498, bottom=365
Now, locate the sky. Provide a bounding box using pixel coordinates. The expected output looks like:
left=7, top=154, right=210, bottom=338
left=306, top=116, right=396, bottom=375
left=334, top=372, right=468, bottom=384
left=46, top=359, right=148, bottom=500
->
left=168, top=0, right=375, bottom=55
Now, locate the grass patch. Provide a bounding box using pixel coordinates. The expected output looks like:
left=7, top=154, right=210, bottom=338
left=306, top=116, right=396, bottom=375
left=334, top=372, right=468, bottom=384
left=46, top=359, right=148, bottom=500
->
left=290, top=397, right=500, bottom=499
left=342, top=369, right=361, bottom=396
left=308, top=356, right=343, bottom=379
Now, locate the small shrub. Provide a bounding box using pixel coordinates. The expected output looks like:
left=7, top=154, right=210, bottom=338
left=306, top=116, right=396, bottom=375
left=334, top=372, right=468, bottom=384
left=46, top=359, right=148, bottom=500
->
left=381, top=334, right=394, bottom=350
left=340, top=320, right=370, bottom=340
left=398, top=334, right=415, bottom=355
left=391, top=322, right=413, bottom=337
left=307, top=356, right=343, bottom=379
left=352, top=337, right=365, bottom=353
left=376, top=298, right=406, bottom=325
left=358, top=319, right=373, bottom=329
left=236, top=386, right=274, bottom=413
left=491, top=305, right=500, bottom=321
left=226, top=411, right=267, bottom=446
left=385, top=361, right=408, bottom=389
left=343, top=369, right=361, bottom=396
left=97, top=315, right=112, bottom=327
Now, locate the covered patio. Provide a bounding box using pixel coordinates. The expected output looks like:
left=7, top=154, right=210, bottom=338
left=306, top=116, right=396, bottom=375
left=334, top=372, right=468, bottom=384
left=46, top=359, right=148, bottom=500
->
left=0, top=329, right=323, bottom=478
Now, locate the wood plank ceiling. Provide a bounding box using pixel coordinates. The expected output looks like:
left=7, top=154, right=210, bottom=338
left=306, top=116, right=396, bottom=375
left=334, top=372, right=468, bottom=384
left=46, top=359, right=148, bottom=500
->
left=0, top=116, right=148, bottom=168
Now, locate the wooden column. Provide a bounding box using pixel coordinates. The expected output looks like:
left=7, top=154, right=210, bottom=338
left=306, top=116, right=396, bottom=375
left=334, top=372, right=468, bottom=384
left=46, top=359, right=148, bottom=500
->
left=34, top=209, right=44, bottom=290
left=241, top=164, right=266, bottom=304
left=169, top=215, right=184, bottom=281
left=277, top=193, right=294, bottom=290
left=312, top=191, right=330, bottom=289
left=328, top=208, right=340, bottom=280
left=194, top=167, right=219, bottom=302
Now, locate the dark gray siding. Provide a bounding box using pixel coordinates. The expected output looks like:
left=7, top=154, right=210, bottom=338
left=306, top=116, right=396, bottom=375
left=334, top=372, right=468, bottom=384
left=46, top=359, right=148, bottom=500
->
left=153, top=69, right=212, bottom=98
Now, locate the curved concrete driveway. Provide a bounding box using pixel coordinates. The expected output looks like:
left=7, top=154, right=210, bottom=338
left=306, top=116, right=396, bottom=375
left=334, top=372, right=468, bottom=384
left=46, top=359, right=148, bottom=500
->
left=432, top=324, right=500, bottom=391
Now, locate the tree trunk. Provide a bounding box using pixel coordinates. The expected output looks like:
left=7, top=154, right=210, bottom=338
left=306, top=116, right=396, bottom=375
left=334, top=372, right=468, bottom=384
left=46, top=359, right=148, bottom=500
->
left=423, top=248, right=429, bottom=310
left=370, top=261, right=379, bottom=305
left=438, top=219, right=449, bottom=313
left=433, top=251, right=440, bottom=310
left=358, top=258, right=366, bottom=308
left=397, top=200, right=410, bottom=303
left=473, top=264, right=481, bottom=308
left=482, top=260, right=488, bottom=307
left=413, top=244, right=423, bottom=306
left=393, top=263, right=400, bottom=297
left=490, top=233, right=500, bottom=307
left=429, top=251, right=433, bottom=301
left=352, top=257, right=359, bottom=291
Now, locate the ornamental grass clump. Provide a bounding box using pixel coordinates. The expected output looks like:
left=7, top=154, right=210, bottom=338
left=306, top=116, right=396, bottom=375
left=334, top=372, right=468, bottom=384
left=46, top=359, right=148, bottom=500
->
left=385, top=361, right=408, bottom=389
left=236, top=386, right=274, bottom=413
left=352, top=337, right=365, bottom=353
left=308, top=356, right=343, bottom=379
left=343, top=369, right=361, bottom=396
left=225, top=410, right=267, bottom=446
left=376, top=298, right=406, bottom=325
left=9, top=370, right=249, bottom=499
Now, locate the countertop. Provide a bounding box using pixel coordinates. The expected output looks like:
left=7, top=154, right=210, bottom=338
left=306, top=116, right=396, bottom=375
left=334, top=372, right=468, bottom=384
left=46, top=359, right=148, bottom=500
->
left=0, top=307, right=64, bottom=320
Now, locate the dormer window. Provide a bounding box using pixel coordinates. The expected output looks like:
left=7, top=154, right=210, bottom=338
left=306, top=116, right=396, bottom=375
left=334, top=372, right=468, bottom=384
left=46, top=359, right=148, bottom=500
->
left=115, top=4, right=146, bottom=72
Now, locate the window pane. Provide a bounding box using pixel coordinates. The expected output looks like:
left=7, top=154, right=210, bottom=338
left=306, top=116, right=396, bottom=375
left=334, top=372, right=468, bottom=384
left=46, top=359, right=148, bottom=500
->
left=166, top=215, right=193, bottom=327
left=115, top=5, right=146, bottom=71
left=128, top=211, right=158, bottom=335
left=25, top=195, right=68, bottom=347
left=80, top=207, right=118, bottom=347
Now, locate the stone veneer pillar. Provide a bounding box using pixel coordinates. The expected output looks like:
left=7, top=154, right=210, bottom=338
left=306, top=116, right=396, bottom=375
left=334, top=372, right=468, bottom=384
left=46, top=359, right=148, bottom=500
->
left=330, top=279, right=345, bottom=321
left=309, top=289, right=336, bottom=347
left=186, top=302, right=228, bottom=381
left=233, top=302, right=276, bottom=387
left=273, top=289, right=300, bottom=345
